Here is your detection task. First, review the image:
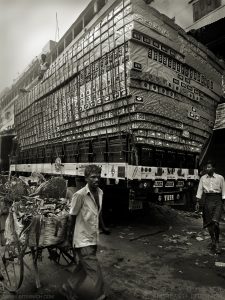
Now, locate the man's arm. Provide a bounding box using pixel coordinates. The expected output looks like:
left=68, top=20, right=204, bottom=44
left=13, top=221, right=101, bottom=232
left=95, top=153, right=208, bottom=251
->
left=196, top=176, right=204, bottom=201
left=221, top=176, right=225, bottom=201
left=62, top=193, right=83, bottom=247
left=64, top=215, right=76, bottom=246
left=195, top=176, right=203, bottom=211
left=99, top=211, right=110, bottom=235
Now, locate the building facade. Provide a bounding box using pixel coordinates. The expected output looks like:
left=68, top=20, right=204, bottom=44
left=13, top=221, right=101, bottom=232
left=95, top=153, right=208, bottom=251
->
left=187, top=0, right=225, bottom=30
left=186, top=0, right=225, bottom=175
left=0, top=41, right=56, bottom=171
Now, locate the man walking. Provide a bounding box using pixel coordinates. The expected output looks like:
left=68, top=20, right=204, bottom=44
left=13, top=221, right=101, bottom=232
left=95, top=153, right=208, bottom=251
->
left=196, top=161, right=225, bottom=254
left=63, top=165, right=110, bottom=300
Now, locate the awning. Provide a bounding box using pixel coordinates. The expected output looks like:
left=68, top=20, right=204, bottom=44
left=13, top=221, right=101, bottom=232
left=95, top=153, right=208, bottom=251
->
left=0, top=131, right=16, bottom=137
left=188, top=17, right=225, bottom=61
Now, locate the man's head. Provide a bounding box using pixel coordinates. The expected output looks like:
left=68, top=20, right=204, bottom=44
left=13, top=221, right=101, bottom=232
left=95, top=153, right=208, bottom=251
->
left=41, top=53, right=46, bottom=62
left=205, top=160, right=215, bottom=176
left=85, top=165, right=101, bottom=190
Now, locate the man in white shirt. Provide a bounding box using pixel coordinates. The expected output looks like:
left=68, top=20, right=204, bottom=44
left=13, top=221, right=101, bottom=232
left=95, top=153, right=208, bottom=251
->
left=196, top=161, right=225, bottom=254
left=63, top=165, right=110, bottom=300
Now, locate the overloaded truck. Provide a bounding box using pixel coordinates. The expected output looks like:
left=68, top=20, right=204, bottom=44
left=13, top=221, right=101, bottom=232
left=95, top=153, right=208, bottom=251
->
left=9, top=0, right=225, bottom=212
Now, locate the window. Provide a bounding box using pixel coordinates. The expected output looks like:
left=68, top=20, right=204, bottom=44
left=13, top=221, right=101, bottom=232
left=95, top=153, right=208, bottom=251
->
left=51, top=50, right=57, bottom=62
left=193, top=2, right=200, bottom=21
left=84, top=5, right=94, bottom=27
left=215, top=0, right=221, bottom=8
left=97, top=0, right=105, bottom=12
left=73, top=20, right=83, bottom=39
left=58, top=42, right=64, bottom=55
left=65, top=31, right=73, bottom=47
left=200, top=0, right=204, bottom=10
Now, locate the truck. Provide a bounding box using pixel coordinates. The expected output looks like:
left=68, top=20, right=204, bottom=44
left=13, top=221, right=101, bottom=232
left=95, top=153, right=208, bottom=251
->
left=9, top=0, right=225, bottom=213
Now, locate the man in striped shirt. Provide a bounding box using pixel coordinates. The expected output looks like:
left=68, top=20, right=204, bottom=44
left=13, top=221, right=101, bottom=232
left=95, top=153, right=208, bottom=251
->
left=196, top=161, right=225, bottom=254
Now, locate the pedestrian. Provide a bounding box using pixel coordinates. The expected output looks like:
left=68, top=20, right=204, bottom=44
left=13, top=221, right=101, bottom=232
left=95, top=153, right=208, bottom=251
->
left=195, top=161, right=225, bottom=254
left=38, top=53, right=49, bottom=80
left=62, top=165, right=110, bottom=300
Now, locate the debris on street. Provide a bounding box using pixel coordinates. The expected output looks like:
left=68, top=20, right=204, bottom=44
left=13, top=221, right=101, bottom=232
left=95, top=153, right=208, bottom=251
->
left=215, top=262, right=225, bottom=267
left=129, top=229, right=167, bottom=242
left=196, top=237, right=204, bottom=241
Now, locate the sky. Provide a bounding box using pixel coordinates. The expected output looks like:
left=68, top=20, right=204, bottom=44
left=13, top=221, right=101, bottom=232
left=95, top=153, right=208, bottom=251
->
left=0, top=0, right=192, bottom=94
left=151, top=0, right=192, bottom=28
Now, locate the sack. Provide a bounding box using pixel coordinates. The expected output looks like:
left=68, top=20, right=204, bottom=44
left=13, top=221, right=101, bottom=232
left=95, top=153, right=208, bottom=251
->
left=4, top=212, right=23, bottom=244
left=28, top=214, right=68, bottom=247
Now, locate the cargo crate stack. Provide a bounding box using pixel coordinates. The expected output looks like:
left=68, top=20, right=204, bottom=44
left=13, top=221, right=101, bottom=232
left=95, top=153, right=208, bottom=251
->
left=13, top=0, right=224, bottom=165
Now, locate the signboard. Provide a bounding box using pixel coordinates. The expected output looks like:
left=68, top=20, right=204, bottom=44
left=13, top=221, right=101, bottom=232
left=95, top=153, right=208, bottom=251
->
left=214, top=103, right=225, bottom=130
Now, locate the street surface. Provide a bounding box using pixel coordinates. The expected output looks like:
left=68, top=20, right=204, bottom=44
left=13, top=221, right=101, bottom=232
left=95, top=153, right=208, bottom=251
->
left=1, top=204, right=225, bottom=300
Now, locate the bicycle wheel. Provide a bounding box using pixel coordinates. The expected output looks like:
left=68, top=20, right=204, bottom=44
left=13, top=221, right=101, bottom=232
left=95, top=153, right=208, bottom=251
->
left=0, top=242, right=24, bottom=292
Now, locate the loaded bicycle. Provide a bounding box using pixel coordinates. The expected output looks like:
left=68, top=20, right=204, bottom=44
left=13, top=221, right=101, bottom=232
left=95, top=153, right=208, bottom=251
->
left=0, top=175, right=76, bottom=292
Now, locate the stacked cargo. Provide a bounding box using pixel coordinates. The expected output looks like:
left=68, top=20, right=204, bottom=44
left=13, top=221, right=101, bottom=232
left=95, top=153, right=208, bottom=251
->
left=15, top=0, right=132, bottom=151
left=13, top=0, right=224, bottom=169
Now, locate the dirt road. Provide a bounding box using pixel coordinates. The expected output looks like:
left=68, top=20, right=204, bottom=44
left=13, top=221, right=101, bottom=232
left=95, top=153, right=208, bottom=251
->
left=1, top=205, right=225, bottom=300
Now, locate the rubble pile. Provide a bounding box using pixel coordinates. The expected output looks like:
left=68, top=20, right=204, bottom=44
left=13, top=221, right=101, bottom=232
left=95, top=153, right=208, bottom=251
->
left=177, top=210, right=202, bottom=219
